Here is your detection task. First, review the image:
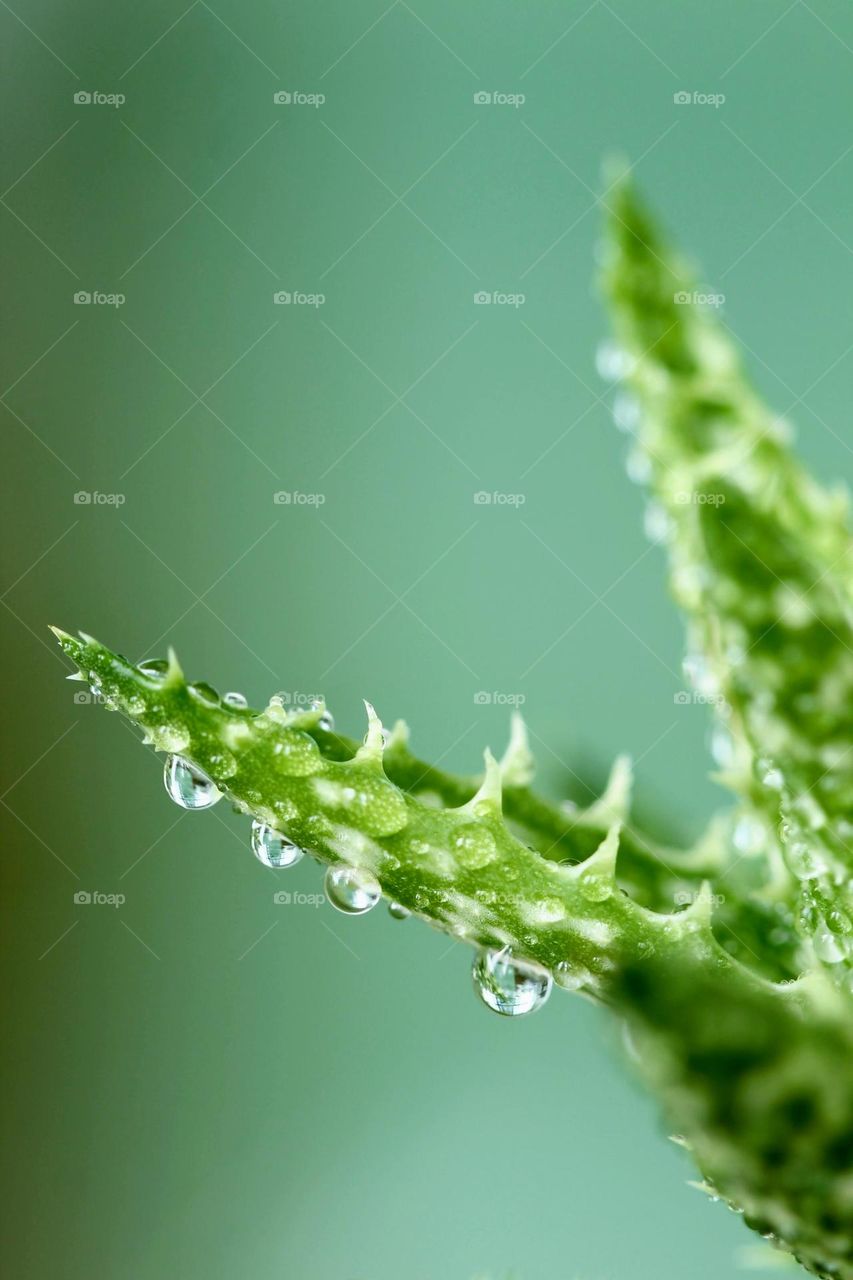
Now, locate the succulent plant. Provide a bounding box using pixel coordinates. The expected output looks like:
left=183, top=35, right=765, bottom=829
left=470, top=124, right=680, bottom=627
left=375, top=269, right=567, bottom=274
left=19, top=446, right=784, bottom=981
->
left=53, top=179, right=853, bottom=1279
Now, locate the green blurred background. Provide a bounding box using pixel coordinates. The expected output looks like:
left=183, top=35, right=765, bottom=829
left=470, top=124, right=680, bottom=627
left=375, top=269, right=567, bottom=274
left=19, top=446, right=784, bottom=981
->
left=3, top=2, right=852, bottom=1276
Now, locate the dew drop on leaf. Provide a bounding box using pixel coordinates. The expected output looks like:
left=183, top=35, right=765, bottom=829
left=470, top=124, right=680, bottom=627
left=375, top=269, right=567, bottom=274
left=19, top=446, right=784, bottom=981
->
left=163, top=755, right=222, bottom=810
left=324, top=865, right=381, bottom=915
left=251, top=819, right=304, bottom=868
left=472, top=947, right=552, bottom=1016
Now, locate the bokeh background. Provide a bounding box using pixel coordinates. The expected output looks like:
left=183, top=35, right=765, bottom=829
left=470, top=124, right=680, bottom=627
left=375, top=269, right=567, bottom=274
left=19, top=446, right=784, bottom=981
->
left=3, top=2, right=853, bottom=1277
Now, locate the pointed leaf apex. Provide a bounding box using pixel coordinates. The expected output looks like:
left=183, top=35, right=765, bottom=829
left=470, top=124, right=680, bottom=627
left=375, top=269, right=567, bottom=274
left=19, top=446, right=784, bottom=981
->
left=500, top=710, right=535, bottom=788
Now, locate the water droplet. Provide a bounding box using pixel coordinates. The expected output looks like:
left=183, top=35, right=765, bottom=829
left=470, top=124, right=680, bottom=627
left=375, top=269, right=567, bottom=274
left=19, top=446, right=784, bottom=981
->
left=218, top=690, right=247, bottom=711
left=643, top=501, right=671, bottom=544
left=139, top=659, right=169, bottom=679
left=272, top=729, right=323, bottom=777
left=388, top=901, right=410, bottom=920
left=625, top=447, right=652, bottom=485
left=472, top=947, right=552, bottom=1016
left=324, top=865, right=381, bottom=915
left=733, top=813, right=765, bottom=856
left=309, top=699, right=334, bottom=731
left=710, top=725, right=734, bottom=768
left=579, top=870, right=612, bottom=902
left=251, top=819, right=304, bottom=868
left=613, top=391, right=640, bottom=433
left=814, top=925, right=845, bottom=965
left=152, top=723, right=191, bottom=753
left=596, top=339, right=631, bottom=382
left=683, top=653, right=719, bottom=697
left=553, top=959, right=586, bottom=991
left=189, top=681, right=219, bottom=706
left=163, top=755, right=222, bottom=809
left=223, top=691, right=248, bottom=709
left=451, top=823, right=496, bottom=868
left=757, top=757, right=783, bottom=791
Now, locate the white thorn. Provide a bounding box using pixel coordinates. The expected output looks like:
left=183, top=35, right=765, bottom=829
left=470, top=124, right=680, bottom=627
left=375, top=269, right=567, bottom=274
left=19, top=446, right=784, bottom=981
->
left=354, top=700, right=385, bottom=765
left=499, top=711, right=535, bottom=787
left=463, top=748, right=503, bottom=813
left=582, top=754, right=632, bottom=825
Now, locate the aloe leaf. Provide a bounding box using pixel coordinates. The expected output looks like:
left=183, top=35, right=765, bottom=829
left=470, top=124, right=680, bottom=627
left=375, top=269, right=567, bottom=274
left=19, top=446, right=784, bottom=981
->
left=51, top=181, right=853, bottom=1277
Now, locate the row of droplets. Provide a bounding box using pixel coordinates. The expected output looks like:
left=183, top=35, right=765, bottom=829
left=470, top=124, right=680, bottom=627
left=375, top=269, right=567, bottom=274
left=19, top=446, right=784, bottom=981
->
left=163, top=751, right=553, bottom=1016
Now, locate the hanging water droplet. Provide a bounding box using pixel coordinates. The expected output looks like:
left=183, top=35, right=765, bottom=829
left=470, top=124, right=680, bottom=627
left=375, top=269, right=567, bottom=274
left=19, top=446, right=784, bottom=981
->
left=625, top=447, right=652, bottom=485
left=324, top=865, right=381, bottom=915
left=163, top=755, right=222, bottom=810
left=733, top=813, right=765, bottom=856
left=595, top=339, right=631, bottom=382
left=223, top=691, right=248, bottom=709
left=613, top=391, right=640, bottom=433
left=643, top=501, right=671, bottom=545
left=251, top=819, right=304, bottom=868
left=710, top=725, right=734, bottom=768
left=472, top=947, right=552, bottom=1016
left=388, top=901, right=410, bottom=920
